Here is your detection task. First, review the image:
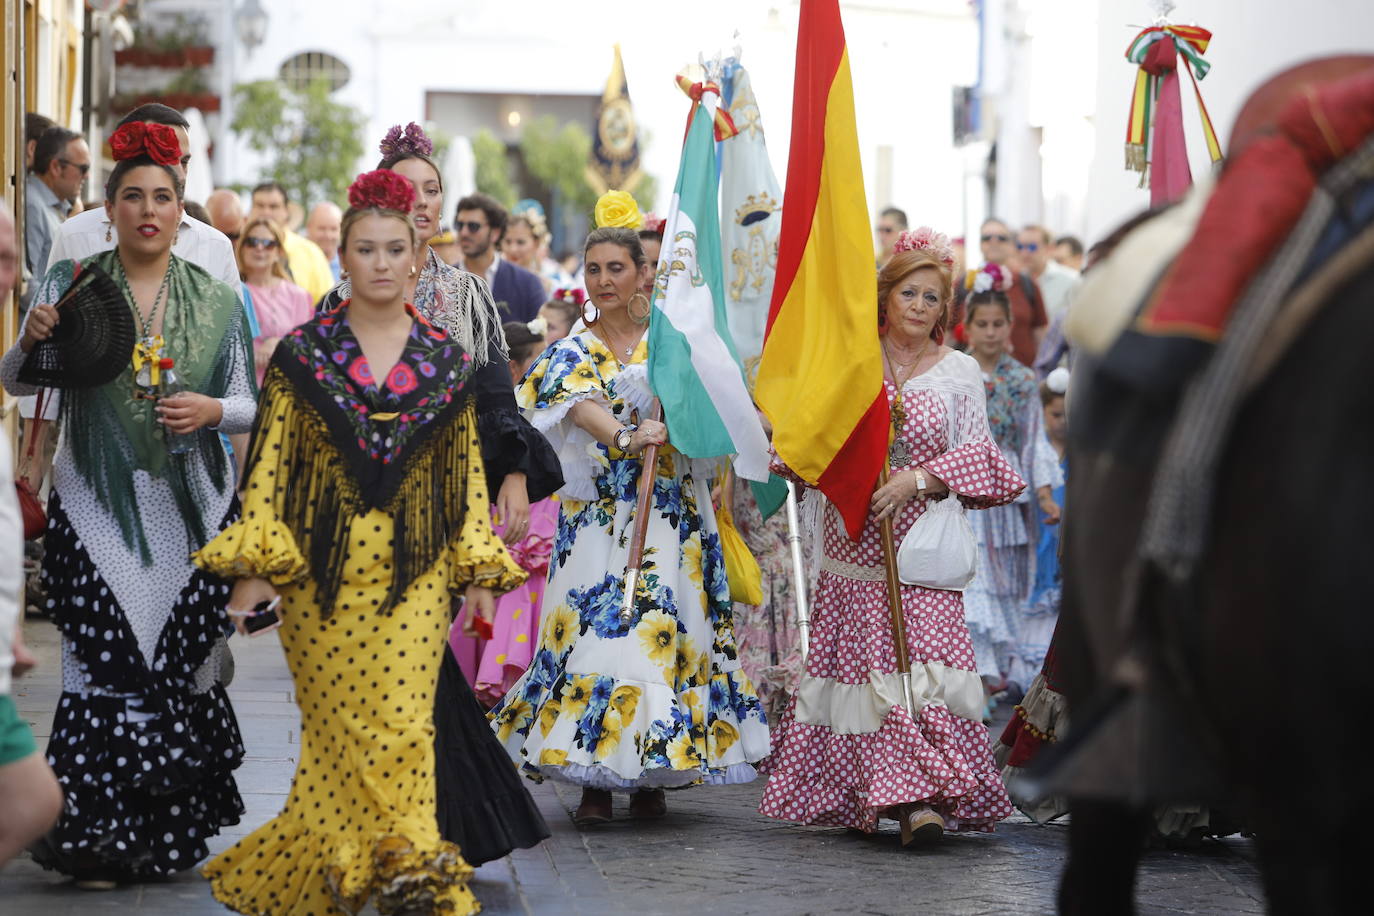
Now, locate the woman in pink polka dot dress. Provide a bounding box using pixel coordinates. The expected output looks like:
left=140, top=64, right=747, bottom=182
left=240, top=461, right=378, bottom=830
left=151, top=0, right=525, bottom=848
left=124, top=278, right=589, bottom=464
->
left=758, top=232, right=1025, bottom=844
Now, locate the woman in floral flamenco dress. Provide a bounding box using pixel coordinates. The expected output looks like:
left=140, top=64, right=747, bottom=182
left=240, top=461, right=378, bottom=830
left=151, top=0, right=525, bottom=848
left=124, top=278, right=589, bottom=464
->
left=488, top=193, right=770, bottom=825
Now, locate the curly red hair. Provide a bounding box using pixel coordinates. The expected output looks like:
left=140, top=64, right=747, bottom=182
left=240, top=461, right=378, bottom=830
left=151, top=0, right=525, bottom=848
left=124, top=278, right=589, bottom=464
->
left=877, top=249, right=953, bottom=343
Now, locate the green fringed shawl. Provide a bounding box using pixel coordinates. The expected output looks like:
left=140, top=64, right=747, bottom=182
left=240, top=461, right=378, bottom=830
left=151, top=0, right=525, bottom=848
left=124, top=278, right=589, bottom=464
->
left=56, top=251, right=255, bottom=563
left=249, top=311, right=478, bottom=617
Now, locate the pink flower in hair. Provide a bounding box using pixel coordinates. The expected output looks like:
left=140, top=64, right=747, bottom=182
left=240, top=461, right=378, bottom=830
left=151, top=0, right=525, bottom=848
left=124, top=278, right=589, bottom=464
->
left=379, top=122, right=434, bottom=159
left=971, top=262, right=1013, bottom=294
left=893, top=226, right=956, bottom=268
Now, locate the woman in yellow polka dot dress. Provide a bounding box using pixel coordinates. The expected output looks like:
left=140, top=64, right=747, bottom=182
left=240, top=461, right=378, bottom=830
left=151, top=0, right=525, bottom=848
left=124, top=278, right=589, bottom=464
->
left=193, top=170, right=524, bottom=915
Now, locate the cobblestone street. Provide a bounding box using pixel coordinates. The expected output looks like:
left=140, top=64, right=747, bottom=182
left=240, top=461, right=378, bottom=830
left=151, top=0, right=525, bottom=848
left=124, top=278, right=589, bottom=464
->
left=2, top=615, right=1265, bottom=915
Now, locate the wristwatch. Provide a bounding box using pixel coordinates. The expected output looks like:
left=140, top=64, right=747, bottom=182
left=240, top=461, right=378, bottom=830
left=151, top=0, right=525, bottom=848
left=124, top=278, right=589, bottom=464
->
left=614, top=425, right=638, bottom=452
left=914, top=468, right=928, bottom=495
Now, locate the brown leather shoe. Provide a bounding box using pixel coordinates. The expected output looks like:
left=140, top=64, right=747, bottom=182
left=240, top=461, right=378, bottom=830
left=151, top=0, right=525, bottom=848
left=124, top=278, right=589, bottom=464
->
left=629, top=788, right=667, bottom=819
left=899, top=805, right=945, bottom=846
left=574, top=788, right=613, bottom=826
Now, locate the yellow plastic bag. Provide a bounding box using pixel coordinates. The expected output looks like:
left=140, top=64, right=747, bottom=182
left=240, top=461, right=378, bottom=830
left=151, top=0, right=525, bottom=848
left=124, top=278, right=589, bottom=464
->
left=717, top=500, right=764, bottom=606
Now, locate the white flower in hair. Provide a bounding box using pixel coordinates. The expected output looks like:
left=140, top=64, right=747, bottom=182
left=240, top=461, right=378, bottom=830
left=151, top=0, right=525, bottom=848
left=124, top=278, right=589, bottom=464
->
left=1046, top=366, right=1071, bottom=394
left=527, top=316, right=549, bottom=336
left=971, top=263, right=1012, bottom=294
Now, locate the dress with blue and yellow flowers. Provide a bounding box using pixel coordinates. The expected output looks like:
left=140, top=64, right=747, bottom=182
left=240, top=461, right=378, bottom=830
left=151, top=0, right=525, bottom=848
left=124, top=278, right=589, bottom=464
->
left=488, top=331, right=771, bottom=789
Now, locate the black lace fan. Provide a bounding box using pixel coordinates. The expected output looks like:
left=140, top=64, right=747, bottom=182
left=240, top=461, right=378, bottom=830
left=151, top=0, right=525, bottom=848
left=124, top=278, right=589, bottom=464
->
left=18, top=262, right=136, bottom=389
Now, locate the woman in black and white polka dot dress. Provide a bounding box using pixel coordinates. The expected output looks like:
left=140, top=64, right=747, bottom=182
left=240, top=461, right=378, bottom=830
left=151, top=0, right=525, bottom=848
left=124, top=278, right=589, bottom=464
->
left=0, top=133, right=255, bottom=884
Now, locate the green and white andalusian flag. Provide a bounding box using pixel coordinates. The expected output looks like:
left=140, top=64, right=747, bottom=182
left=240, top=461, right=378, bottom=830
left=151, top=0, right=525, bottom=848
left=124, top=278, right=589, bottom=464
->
left=647, top=86, right=771, bottom=484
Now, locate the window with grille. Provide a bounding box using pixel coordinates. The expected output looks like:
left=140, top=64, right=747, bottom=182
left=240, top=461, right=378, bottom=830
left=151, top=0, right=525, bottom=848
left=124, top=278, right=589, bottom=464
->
left=278, top=52, right=350, bottom=92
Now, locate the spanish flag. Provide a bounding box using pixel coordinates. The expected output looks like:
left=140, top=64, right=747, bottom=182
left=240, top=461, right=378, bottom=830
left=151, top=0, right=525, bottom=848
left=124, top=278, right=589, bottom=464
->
left=755, top=0, right=885, bottom=539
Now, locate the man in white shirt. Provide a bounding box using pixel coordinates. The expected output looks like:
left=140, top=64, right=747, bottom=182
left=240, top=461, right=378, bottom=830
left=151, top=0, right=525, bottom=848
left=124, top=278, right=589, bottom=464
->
left=1018, top=224, right=1081, bottom=321
left=45, top=103, right=239, bottom=289
left=33, top=103, right=246, bottom=453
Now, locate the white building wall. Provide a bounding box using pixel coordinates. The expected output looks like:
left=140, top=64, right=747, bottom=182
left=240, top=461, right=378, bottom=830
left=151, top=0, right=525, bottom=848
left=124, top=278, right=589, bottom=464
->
left=1083, top=0, right=1374, bottom=245
left=212, top=0, right=978, bottom=237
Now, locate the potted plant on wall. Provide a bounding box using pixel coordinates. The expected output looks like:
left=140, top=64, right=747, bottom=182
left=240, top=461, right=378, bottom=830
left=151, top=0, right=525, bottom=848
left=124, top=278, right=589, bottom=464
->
left=114, top=15, right=214, bottom=69
left=113, top=67, right=220, bottom=114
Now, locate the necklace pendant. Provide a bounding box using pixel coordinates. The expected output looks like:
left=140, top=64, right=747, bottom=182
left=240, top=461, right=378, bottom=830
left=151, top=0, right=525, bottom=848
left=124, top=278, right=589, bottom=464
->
left=889, top=438, right=911, bottom=465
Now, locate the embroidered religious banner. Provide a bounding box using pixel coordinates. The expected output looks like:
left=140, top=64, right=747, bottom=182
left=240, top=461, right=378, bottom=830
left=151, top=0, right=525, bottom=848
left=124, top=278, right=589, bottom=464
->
left=586, top=44, right=643, bottom=196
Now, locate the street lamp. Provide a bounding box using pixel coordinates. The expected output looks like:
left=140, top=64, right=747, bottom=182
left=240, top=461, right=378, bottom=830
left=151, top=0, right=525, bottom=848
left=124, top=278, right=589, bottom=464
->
left=236, top=0, right=268, bottom=54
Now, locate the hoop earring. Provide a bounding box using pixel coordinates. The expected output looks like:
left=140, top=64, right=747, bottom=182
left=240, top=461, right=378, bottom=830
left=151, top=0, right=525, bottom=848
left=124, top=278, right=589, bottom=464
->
left=582, top=301, right=601, bottom=326
left=628, top=291, right=651, bottom=324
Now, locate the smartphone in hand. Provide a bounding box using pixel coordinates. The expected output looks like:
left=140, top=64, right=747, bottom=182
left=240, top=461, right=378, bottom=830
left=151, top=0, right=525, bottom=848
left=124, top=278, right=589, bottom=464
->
left=228, top=595, right=282, bottom=636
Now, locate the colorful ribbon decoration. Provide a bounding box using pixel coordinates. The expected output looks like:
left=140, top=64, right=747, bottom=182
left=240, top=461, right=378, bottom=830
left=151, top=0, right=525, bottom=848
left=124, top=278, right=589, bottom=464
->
left=674, top=73, right=739, bottom=141
left=132, top=335, right=166, bottom=389
left=1124, top=24, right=1222, bottom=193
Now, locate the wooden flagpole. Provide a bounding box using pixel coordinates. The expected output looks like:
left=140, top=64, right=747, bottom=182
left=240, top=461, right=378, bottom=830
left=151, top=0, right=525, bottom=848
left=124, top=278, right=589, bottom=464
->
left=876, top=465, right=914, bottom=713
left=619, top=400, right=665, bottom=625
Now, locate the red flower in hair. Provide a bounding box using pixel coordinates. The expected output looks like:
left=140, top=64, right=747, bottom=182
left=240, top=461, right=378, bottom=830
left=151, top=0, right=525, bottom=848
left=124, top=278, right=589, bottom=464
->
left=553, top=286, right=587, bottom=307
left=109, top=122, right=182, bottom=166
left=642, top=213, right=667, bottom=236
left=347, top=169, right=416, bottom=213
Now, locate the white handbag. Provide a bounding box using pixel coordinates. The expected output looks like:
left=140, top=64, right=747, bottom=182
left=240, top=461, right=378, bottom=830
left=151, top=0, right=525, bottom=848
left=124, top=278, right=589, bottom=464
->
left=896, top=494, right=978, bottom=591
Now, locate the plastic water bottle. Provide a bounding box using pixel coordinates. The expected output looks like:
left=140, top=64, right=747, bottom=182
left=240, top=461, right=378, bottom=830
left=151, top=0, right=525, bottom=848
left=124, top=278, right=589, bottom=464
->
left=159, top=357, right=196, bottom=455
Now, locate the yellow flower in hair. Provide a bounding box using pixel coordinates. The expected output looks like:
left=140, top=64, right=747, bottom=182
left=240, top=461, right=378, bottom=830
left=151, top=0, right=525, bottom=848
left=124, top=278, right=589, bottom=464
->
left=594, top=190, right=645, bottom=230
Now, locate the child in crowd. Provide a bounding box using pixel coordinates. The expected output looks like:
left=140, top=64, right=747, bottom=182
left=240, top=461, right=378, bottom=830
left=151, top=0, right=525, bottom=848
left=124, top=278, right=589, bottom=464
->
left=451, top=321, right=559, bottom=704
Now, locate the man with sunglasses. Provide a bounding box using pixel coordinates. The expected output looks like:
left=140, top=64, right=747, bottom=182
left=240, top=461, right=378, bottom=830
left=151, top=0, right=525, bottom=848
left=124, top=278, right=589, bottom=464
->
left=875, top=205, right=908, bottom=269
left=43, top=104, right=240, bottom=293
left=453, top=192, right=546, bottom=322
left=1017, top=224, right=1080, bottom=321
left=23, top=127, right=88, bottom=304
left=961, top=217, right=1048, bottom=367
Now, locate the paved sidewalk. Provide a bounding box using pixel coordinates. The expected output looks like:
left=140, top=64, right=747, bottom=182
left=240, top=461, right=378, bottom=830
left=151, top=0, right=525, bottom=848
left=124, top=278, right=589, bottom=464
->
left=2, top=612, right=1265, bottom=915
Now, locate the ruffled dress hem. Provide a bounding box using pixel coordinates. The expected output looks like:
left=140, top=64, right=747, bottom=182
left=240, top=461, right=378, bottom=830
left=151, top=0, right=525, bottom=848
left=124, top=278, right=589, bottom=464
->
left=204, top=829, right=477, bottom=916
left=494, top=667, right=770, bottom=791
left=759, top=702, right=1013, bottom=834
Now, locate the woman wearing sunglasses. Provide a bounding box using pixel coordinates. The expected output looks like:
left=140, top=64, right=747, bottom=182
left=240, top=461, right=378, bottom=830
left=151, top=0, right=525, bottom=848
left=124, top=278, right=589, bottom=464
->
left=235, top=217, right=312, bottom=388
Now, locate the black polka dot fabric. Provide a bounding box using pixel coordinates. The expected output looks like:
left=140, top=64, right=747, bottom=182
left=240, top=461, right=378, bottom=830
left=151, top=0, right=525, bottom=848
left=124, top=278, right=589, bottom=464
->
left=29, top=494, right=245, bottom=878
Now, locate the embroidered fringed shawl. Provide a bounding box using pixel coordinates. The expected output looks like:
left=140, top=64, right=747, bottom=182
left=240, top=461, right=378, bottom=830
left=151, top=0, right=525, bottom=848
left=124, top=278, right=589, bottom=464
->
left=56, top=251, right=254, bottom=562
left=251, top=304, right=479, bottom=616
